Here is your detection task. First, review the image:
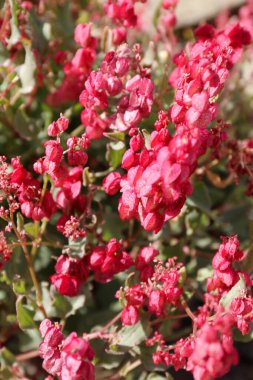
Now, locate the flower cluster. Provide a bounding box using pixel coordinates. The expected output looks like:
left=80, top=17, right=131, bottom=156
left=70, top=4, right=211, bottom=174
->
left=104, top=0, right=147, bottom=28
left=39, top=319, right=63, bottom=376
left=51, top=255, right=89, bottom=297
left=1, top=2, right=253, bottom=380
left=33, top=115, right=90, bottom=239
left=10, top=158, right=56, bottom=221
left=39, top=319, right=95, bottom=380
left=0, top=231, right=12, bottom=269
left=187, top=316, right=238, bottom=380
left=112, top=23, right=251, bottom=233
left=120, top=254, right=183, bottom=325
left=51, top=239, right=134, bottom=297
left=207, top=235, right=250, bottom=292
left=89, top=238, right=133, bottom=283
left=148, top=236, right=253, bottom=380
left=79, top=45, right=154, bottom=139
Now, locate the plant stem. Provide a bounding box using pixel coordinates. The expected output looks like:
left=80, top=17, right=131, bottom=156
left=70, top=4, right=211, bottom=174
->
left=85, top=312, right=122, bottom=340
left=180, top=297, right=195, bottom=321
left=9, top=241, right=64, bottom=249
left=10, top=213, right=48, bottom=318
left=16, top=350, right=40, bottom=362
left=150, top=313, right=188, bottom=326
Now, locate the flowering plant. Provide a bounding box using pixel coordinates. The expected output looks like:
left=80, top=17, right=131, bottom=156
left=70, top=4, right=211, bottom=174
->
left=1, top=1, right=253, bottom=379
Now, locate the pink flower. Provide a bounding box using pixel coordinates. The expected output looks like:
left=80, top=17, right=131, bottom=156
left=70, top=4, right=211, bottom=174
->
left=103, top=172, right=121, bottom=195
left=74, top=24, right=97, bottom=49
left=148, top=290, right=166, bottom=316
left=187, top=318, right=238, bottom=380
left=121, top=305, right=139, bottom=325
left=61, top=333, right=95, bottom=380
left=48, top=116, right=69, bottom=137
left=39, top=319, right=63, bottom=376
left=135, top=246, right=159, bottom=270
left=44, top=141, right=63, bottom=163
left=68, top=150, right=88, bottom=166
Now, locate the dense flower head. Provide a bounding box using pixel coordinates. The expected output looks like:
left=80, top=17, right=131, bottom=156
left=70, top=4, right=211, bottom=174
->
left=103, top=172, right=122, bottom=195
left=48, top=115, right=69, bottom=137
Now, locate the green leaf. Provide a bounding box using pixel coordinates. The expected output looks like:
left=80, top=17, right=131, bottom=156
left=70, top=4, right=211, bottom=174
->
left=233, top=325, right=253, bottom=343
left=0, top=348, right=16, bottom=379
left=99, top=351, right=124, bottom=370
left=16, top=212, right=24, bottom=232
left=53, top=293, right=72, bottom=319
left=24, top=222, right=37, bottom=238
left=187, top=182, right=211, bottom=213
left=147, top=373, right=173, bottom=380
left=65, top=294, right=86, bottom=318
left=13, top=109, right=37, bottom=140
left=16, top=40, right=36, bottom=94
left=18, top=328, right=42, bottom=352
left=16, top=296, right=36, bottom=330
left=13, top=275, right=26, bottom=295
left=110, top=320, right=151, bottom=353
left=104, top=131, right=125, bottom=142
left=66, top=237, right=87, bottom=258
left=29, top=10, right=48, bottom=54
left=106, top=141, right=126, bottom=169
left=140, top=345, right=166, bottom=372
left=0, top=271, right=11, bottom=285
left=0, top=347, right=15, bottom=367
left=34, top=246, right=52, bottom=272
left=142, top=129, right=151, bottom=149
left=196, top=266, right=213, bottom=282
left=220, top=275, right=246, bottom=311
